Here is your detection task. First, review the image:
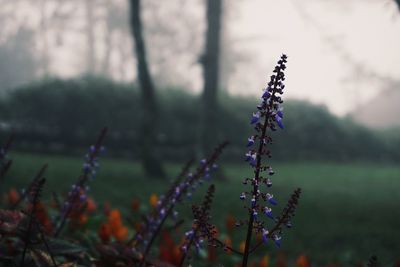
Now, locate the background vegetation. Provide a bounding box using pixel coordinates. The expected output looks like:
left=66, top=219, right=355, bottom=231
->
left=1, top=0, right=399, bottom=265
left=1, top=76, right=399, bottom=163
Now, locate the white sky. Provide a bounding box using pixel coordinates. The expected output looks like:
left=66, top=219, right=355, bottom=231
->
left=228, top=0, right=400, bottom=115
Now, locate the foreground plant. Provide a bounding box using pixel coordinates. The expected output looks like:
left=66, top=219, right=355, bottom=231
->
left=126, top=142, right=227, bottom=265
left=239, top=54, right=301, bottom=266
left=0, top=55, right=307, bottom=266
left=176, top=54, right=301, bottom=266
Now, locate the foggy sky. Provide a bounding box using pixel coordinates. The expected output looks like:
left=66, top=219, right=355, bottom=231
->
left=230, top=0, right=400, bottom=116
left=3, top=0, right=399, bottom=117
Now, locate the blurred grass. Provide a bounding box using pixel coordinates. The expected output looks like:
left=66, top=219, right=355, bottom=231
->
left=2, top=152, right=400, bottom=266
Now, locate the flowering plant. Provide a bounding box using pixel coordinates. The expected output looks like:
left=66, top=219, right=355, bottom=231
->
left=0, top=54, right=313, bottom=267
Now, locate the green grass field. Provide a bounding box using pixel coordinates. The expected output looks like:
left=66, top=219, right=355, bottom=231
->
left=2, top=152, right=400, bottom=266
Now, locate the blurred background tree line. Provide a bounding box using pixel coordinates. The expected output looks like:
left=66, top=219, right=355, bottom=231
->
left=0, top=0, right=399, bottom=177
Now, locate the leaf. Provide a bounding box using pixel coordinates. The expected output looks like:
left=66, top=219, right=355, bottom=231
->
left=31, top=249, right=53, bottom=267
left=0, top=209, right=24, bottom=236
left=40, top=238, right=86, bottom=255
left=58, top=262, right=78, bottom=267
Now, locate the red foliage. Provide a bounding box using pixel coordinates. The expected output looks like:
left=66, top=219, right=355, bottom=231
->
left=296, top=254, right=311, bottom=267
left=158, top=231, right=182, bottom=266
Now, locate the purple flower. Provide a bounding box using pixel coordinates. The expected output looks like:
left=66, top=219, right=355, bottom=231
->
left=277, top=109, right=283, bottom=118
left=240, top=192, right=246, bottom=200
left=262, top=90, right=271, bottom=99
left=247, top=136, right=255, bottom=147
left=250, top=112, right=261, bottom=124
left=266, top=193, right=277, bottom=205
left=252, top=210, right=258, bottom=220
left=79, top=194, right=87, bottom=202
left=248, top=153, right=257, bottom=167
left=275, top=114, right=284, bottom=129
left=262, top=228, right=269, bottom=243
left=264, top=206, right=273, bottom=219
left=245, top=151, right=252, bottom=162
left=273, top=235, right=282, bottom=247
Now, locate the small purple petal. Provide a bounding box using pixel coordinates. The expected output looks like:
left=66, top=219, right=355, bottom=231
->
left=251, top=112, right=261, bottom=124
left=273, top=235, right=281, bottom=247
left=247, top=136, right=255, bottom=147
left=268, top=197, right=277, bottom=206
left=262, top=91, right=271, bottom=99
left=275, top=114, right=284, bottom=129
left=262, top=228, right=269, bottom=243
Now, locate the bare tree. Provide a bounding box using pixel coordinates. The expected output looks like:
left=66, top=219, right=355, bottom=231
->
left=129, top=0, right=165, bottom=178
left=84, top=0, right=96, bottom=73
left=201, top=0, right=223, bottom=155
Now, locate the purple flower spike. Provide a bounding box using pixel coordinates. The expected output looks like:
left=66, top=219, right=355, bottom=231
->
left=250, top=112, right=261, bottom=124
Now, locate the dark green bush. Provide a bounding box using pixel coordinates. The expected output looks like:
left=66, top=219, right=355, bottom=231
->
left=0, top=76, right=398, bottom=162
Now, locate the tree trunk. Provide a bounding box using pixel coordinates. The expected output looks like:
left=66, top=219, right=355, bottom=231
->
left=39, top=0, right=49, bottom=75
left=201, top=0, right=223, bottom=155
left=129, top=0, right=165, bottom=178
left=85, top=0, right=96, bottom=73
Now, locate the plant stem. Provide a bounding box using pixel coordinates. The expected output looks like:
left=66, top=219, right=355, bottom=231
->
left=241, top=68, right=282, bottom=266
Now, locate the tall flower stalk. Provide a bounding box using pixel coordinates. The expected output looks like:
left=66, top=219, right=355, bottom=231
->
left=179, top=184, right=215, bottom=267
left=240, top=55, right=300, bottom=266
left=138, top=142, right=228, bottom=265
left=54, top=127, right=107, bottom=237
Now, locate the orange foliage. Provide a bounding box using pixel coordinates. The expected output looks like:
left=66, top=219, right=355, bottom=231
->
left=239, top=240, right=246, bottom=253
left=296, top=254, right=311, bottom=267
left=225, top=213, right=235, bottom=233
left=98, top=208, right=129, bottom=242
left=86, top=197, right=97, bottom=213
left=34, top=202, right=53, bottom=235
left=7, top=188, right=19, bottom=205
left=276, top=253, right=287, bottom=267
left=224, top=236, right=232, bottom=254
left=149, top=194, right=158, bottom=208
left=114, top=226, right=129, bottom=242
left=131, top=198, right=140, bottom=211
left=259, top=255, right=270, bottom=267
